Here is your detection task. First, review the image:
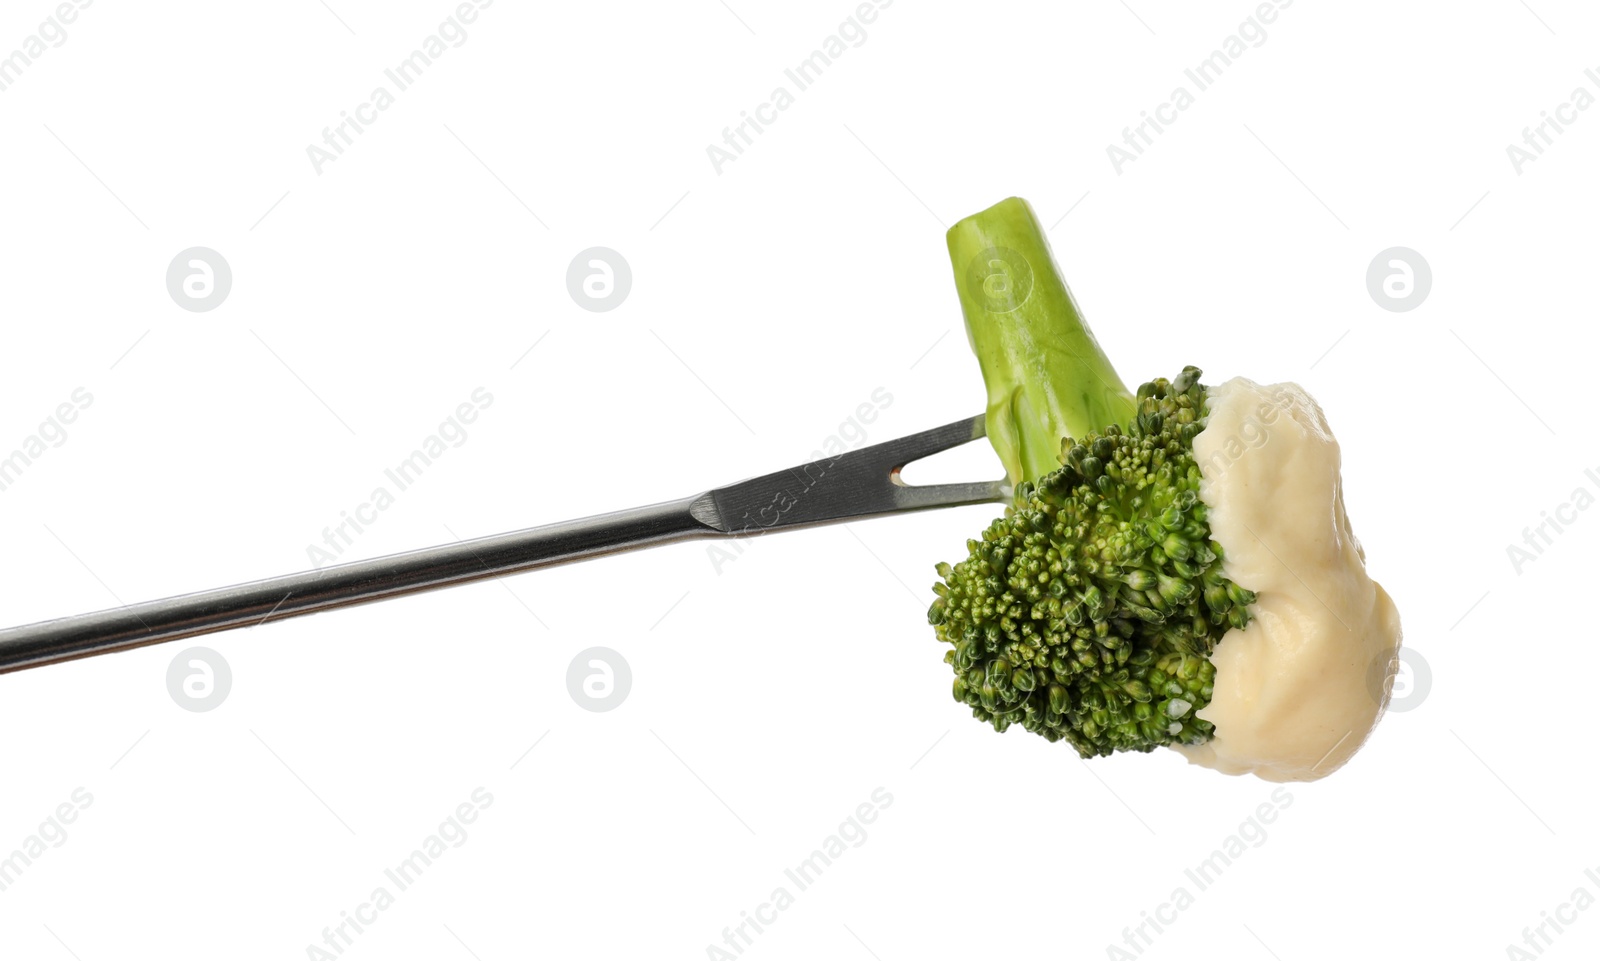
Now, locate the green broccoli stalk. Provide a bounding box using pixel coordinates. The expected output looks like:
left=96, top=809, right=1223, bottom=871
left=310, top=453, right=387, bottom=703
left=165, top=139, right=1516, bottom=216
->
left=946, top=198, right=1138, bottom=487
left=928, top=197, right=1256, bottom=759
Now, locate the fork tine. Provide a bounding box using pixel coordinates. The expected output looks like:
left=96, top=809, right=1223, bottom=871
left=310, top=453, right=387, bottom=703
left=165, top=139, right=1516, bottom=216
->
left=859, top=413, right=989, bottom=467
left=889, top=478, right=1010, bottom=512
left=695, top=414, right=1007, bottom=534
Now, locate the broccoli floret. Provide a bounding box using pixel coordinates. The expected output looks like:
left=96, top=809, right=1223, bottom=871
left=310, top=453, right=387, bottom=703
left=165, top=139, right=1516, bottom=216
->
left=928, top=197, right=1257, bottom=758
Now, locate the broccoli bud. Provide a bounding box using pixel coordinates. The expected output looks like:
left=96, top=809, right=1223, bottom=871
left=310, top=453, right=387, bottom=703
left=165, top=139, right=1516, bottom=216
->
left=929, top=369, right=1246, bottom=756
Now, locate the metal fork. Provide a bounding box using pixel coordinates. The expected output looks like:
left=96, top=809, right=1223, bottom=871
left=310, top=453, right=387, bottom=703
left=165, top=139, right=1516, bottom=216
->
left=0, top=415, right=1007, bottom=674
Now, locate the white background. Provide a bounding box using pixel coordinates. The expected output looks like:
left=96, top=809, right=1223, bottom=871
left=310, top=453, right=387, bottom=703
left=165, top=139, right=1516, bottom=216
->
left=1, top=1, right=1596, bottom=958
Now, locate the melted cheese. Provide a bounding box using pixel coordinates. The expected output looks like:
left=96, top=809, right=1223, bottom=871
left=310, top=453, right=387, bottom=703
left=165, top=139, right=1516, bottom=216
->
left=1171, top=378, right=1402, bottom=782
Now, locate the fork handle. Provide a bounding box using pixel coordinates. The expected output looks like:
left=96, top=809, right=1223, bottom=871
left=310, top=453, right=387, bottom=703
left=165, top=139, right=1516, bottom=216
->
left=0, top=497, right=714, bottom=674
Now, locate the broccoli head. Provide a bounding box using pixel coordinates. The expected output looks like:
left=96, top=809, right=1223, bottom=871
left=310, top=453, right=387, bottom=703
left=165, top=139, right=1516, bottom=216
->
left=928, top=198, right=1257, bottom=759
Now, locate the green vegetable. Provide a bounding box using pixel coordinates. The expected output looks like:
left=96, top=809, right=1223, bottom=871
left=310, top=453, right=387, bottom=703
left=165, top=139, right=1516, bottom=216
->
left=928, top=197, right=1255, bottom=758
